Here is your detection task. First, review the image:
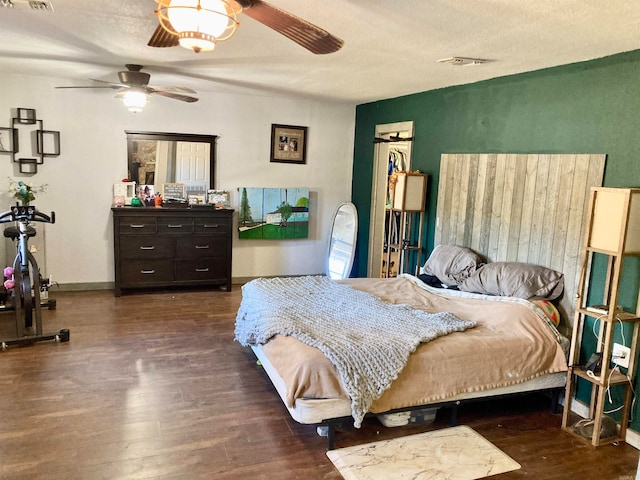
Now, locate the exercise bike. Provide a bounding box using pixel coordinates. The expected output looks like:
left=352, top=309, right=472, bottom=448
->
left=0, top=204, right=69, bottom=350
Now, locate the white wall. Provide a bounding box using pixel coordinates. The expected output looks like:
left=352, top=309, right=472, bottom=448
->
left=0, top=73, right=355, bottom=286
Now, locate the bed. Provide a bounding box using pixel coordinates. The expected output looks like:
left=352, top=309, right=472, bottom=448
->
left=235, top=251, right=569, bottom=449
left=234, top=153, right=606, bottom=449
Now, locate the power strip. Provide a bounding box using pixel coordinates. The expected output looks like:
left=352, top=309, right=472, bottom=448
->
left=586, top=305, right=609, bottom=315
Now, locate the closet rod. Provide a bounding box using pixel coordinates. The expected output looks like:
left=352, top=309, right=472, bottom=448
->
left=373, top=134, right=414, bottom=144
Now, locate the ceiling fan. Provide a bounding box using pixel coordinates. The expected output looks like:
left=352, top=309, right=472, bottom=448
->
left=55, top=64, right=198, bottom=113
left=149, top=0, right=344, bottom=55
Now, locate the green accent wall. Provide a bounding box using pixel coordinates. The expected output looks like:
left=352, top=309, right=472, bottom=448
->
left=352, top=49, right=640, bottom=429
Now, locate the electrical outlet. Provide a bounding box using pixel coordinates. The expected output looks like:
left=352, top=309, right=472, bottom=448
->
left=612, top=343, right=631, bottom=369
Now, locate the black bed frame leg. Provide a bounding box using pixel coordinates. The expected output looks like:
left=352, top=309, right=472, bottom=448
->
left=549, top=388, right=562, bottom=414
left=449, top=401, right=460, bottom=427
left=327, top=422, right=336, bottom=450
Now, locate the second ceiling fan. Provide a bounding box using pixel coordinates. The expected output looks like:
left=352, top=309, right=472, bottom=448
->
left=149, top=0, right=344, bottom=55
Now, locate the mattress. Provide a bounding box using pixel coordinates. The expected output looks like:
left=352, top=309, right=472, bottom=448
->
left=243, top=274, right=568, bottom=425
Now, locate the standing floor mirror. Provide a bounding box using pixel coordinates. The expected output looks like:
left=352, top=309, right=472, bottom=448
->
left=326, top=202, right=358, bottom=280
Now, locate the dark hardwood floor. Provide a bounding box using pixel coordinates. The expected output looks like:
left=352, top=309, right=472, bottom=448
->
left=0, top=287, right=638, bottom=479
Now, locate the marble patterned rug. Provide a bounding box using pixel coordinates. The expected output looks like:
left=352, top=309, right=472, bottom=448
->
left=326, top=425, right=520, bottom=480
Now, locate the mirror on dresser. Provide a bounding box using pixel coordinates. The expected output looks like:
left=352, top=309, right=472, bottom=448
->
left=126, top=131, right=217, bottom=198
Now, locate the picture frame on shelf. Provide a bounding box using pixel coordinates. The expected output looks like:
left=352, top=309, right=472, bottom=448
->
left=207, top=190, right=230, bottom=208
left=137, top=184, right=155, bottom=206
left=270, top=124, right=307, bottom=164
left=188, top=194, right=207, bottom=206
left=162, top=183, right=185, bottom=201
left=113, top=182, right=136, bottom=205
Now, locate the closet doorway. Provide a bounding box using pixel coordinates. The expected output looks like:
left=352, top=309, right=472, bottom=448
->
left=367, top=121, right=414, bottom=277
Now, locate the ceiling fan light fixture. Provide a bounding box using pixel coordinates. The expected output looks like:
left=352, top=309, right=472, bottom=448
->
left=155, top=0, right=239, bottom=53
left=178, top=31, right=216, bottom=53
left=121, top=90, right=149, bottom=113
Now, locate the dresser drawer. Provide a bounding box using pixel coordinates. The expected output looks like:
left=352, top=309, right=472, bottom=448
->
left=157, top=217, right=194, bottom=235
left=176, top=236, right=229, bottom=259
left=118, top=216, right=157, bottom=234
left=120, top=259, right=174, bottom=284
left=176, top=259, right=229, bottom=281
left=119, top=236, right=174, bottom=259
left=194, top=217, right=230, bottom=234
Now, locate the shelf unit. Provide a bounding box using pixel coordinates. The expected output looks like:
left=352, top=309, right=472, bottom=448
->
left=383, top=173, right=427, bottom=278
left=562, top=187, right=640, bottom=446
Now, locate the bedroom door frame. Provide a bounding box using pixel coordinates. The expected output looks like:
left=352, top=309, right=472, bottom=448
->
left=367, top=121, right=414, bottom=277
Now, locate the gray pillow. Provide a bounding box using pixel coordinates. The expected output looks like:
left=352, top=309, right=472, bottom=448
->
left=422, top=245, right=485, bottom=286
left=458, top=262, right=564, bottom=300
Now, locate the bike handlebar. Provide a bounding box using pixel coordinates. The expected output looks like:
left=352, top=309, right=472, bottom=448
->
left=0, top=204, right=55, bottom=224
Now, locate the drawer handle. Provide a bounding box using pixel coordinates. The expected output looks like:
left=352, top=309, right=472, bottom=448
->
left=195, top=268, right=210, bottom=272
left=130, top=224, right=146, bottom=228
left=141, top=269, right=156, bottom=274
left=140, top=246, right=155, bottom=250
left=203, top=224, right=219, bottom=228
left=195, top=245, right=210, bottom=249
left=168, top=224, right=183, bottom=228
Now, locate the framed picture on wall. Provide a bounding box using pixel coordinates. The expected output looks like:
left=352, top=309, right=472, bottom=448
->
left=270, top=124, right=307, bottom=164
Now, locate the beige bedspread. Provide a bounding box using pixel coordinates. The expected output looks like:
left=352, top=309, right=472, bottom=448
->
left=260, top=275, right=568, bottom=414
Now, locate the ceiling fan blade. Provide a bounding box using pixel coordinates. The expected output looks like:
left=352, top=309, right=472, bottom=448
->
left=56, top=79, right=125, bottom=90
left=149, top=85, right=198, bottom=94
left=90, top=79, right=130, bottom=88
left=148, top=24, right=179, bottom=48
left=55, top=85, right=119, bottom=89
left=150, top=89, right=199, bottom=103
left=241, top=0, right=343, bottom=54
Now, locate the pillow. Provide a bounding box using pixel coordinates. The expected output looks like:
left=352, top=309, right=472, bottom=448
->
left=421, top=245, right=485, bottom=286
left=458, top=262, right=564, bottom=300
left=532, top=299, right=561, bottom=327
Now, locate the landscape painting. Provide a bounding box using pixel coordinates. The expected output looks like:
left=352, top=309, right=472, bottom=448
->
left=237, top=187, right=309, bottom=239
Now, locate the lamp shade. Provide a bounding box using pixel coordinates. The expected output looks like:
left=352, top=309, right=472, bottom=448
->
left=164, top=0, right=237, bottom=52
left=121, top=90, right=148, bottom=113
left=589, top=187, right=640, bottom=254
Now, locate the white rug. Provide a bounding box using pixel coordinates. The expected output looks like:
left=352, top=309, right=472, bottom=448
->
left=326, top=425, right=520, bottom=480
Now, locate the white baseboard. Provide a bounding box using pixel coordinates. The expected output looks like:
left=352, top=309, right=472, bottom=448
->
left=570, top=398, right=640, bottom=450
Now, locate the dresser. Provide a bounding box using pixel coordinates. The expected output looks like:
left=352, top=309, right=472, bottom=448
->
left=112, top=207, right=233, bottom=296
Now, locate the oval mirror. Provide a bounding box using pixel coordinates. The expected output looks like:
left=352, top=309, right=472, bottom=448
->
left=326, top=202, right=358, bottom=280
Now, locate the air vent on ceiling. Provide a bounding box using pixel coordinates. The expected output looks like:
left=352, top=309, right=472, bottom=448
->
left=29, top=1, right=53, bottom=11
left=438, top=57, right=488, bottom=66
left=0, top=0, right=54, bottom=11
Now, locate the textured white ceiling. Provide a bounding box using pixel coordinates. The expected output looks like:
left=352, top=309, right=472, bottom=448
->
left=1, top=0, right=639, bottom=104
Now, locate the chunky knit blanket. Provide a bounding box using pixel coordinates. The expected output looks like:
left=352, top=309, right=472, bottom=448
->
left=234, top=276, right=475, bottom=427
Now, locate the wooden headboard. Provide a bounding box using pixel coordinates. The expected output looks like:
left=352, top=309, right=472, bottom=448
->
left=435, top=153, right=606, bottom=332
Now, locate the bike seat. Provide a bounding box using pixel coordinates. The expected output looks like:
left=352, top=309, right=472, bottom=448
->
left=3, top=226, right=36, bottom=240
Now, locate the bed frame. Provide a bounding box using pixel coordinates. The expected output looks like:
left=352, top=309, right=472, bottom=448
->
left=317, top=388, right=565, bottom=450
left=252, top=343, right=565, bottom=449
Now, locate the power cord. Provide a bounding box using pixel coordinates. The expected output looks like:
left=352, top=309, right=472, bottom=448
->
left=603, top=366, right=636, bottom=422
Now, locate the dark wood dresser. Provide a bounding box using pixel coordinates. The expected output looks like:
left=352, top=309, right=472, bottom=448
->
left=112, top=207, right=233, bottom=296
